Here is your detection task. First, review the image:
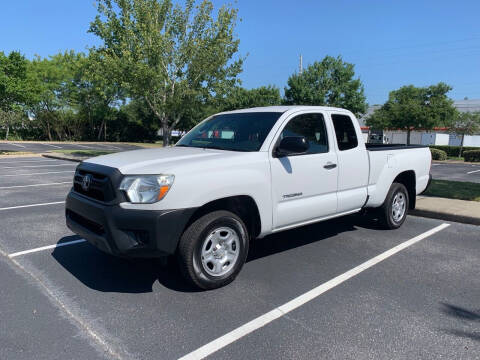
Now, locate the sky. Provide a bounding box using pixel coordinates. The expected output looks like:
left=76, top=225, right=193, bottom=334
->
left=1, top=0, right=479, bottom=105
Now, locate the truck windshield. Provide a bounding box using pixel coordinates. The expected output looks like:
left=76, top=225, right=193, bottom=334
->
left=176, top=112, right=282, bottom=152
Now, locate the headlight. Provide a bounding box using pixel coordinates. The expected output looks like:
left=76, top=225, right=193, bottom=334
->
left=119, top=175, right=174, bottom=203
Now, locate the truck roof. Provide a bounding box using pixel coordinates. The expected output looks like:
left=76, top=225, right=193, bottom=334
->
left=221, top=105, right=351, bottom=114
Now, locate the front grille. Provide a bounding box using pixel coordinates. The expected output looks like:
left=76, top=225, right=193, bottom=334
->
left=74, top=169, right=116, bottom=202
left=66, top=209, right=105, bottom=235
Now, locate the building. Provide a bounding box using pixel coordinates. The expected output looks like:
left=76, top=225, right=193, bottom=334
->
left=360, top=99, right=480, bottom=147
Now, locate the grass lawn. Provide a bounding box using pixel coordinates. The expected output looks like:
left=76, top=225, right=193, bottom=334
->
left=51, top=149, right=114, bottom=157
left=0, top=150, right=34, bottom=156
left=447, top=156, right=464, bottom=161
left=423, top=179, right=480, bottom=202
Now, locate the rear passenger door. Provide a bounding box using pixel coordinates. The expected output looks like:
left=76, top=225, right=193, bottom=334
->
left=330, top=112, right=369, bottom=212
left=270, top=112, right=338, bottom=230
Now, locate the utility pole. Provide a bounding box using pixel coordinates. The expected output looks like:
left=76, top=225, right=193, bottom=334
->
left=299, top=54, right=303, bottom=74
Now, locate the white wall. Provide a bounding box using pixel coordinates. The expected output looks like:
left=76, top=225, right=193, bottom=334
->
left=463, top=135, right=480, bottom=147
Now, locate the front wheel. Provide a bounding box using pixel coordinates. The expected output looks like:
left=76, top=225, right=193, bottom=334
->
left=177, top=210, right=249, bottom=290
left=378, top=182, right=409, bottom=229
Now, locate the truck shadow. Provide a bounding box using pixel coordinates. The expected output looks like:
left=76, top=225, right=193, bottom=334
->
left=52, top=214, right=383, bottom=294
left=439, top=302, right=480, bottom=342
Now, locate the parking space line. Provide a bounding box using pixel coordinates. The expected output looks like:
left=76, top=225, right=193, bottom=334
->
left=178, top=223, right=451, bottom=360
left=0, top=182, right=71, bottom=189
left=8, top=239, right=87, bottom=258
left=0, top=201, right=65, bottom=211
left=1, top=171, right=74, bottom=176
left=41, top=143, right=62, bottom=149
left=0, top=164, right=75, bottom=169
left=7, top=143, right=26, bottom=148
left=467, top=169, right=480, bottom=174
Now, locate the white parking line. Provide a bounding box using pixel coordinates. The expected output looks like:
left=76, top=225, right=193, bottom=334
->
left=7, top=143, right=26, bottom=148
left=0, top=201, right=65, bottom=211
left=0, top=182, right=71, bottom=189
left=0, top=164, right=75, bottom=169
left=41, top=143, right=62, bottom=149
left=178, top=223, right=451, bottom=360
left=74, top=144, right=95, bottom=149
left=1, top=171, right=75, bottom=176
left=467, top=169, right=480, bottom=174
left=8, top=239, right=87, bottom=258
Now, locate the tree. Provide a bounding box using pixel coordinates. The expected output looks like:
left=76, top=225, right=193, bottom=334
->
left=219, top=85, right=281, bottom=111
left=367, top=83, right=457, bottom=145
left=0, top=51, right=32, bottom=139
left=447, top=111, right=480, bottom=157
left=89, top=0, right=243, bottom=146
left=284, top=56, right=367, bottom=116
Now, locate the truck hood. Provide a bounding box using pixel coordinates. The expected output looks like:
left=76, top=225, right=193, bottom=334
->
left=84, top=146, right=242, bottom=174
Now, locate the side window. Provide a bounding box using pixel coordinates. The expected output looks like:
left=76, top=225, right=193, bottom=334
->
left=332, top=114, right=358, bottom=151
left=280, top=113, right=328, bottom=154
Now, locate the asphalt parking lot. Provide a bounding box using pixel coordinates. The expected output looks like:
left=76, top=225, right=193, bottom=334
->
left=0, top=141, right=140, bottom=153
left=0, top=156, right=479, bottom=360
left=431, top=162, right=480, bottom=183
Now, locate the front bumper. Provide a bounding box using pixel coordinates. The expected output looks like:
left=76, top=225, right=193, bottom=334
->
left=66, top=190, right=196, bottom=257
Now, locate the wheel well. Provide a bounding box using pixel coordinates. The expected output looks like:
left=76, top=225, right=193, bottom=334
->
left=393, top=171, right=416, bottom=209
left=186, top=196, right=262, bottom=240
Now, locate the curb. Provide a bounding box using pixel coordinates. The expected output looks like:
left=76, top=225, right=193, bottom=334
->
left=410, top=209, right=480, bottom=226
left=42, top=154, right=84, bottom=163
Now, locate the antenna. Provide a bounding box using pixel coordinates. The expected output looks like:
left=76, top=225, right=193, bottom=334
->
left=299, top=54, right=303, bottom=74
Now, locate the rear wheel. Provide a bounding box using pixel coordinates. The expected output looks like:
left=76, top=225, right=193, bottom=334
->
left=378, top=182, right=409, bottom=229
left=177, top=210, right=249, bottom=290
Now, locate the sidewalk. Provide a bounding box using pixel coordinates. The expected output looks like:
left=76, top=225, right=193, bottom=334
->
left=412, top=196, right=480, bottom=226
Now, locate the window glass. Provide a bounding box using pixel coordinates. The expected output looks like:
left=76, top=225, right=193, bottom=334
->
left=332, top=114, right=358, bottom=151
left=280, top=113, right=328, bottom=154
left=177, top=112, right=281, bottom=152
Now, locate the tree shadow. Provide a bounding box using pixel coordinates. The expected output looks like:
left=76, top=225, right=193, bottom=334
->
left=53, top=214, right=376, bottom=294
left=439, top=302, right=480, bottom=342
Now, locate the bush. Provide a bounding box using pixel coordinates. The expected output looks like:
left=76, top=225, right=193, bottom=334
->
left=430, top=148, right=447, bottom=161
left=429, top=145, right=478, bottom=157
left=463, top=150, right=480, bottom=162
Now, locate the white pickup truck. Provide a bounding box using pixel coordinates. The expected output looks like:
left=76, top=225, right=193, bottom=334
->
left=66, top=106, right=432, bottom=289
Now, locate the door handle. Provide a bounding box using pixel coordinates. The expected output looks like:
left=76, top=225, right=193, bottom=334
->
left=324, top=162, right=337, bottom=170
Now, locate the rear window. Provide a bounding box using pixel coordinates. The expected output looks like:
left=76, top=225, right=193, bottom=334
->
left=332, top=114, right=358, bottom=151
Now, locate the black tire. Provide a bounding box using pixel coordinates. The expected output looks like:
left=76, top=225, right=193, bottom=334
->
left=177, top=210, right=249, bottom=290
left=378, top=182, right=409, bottom=229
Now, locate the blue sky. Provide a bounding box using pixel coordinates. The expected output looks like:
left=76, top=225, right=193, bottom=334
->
left=1, top=0, right=479, bottom=104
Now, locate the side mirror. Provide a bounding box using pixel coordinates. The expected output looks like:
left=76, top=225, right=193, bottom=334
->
left=275, top=136, right=309, bottom=157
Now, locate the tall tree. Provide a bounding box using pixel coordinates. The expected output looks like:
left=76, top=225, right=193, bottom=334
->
left=367, top=83, right=457, bottom=145
left=0, top=51, right=31, bottom=139
left=447, top=111, right=480, bottom=157
left=89, top=0, right=243, bottom=146
left=284, top=56, right=367, bottom=116
left=220, top=85, right=281, bottom=111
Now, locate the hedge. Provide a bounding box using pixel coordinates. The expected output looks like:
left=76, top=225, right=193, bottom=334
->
left=430, top=148, right=447, bottom=161
left=429, top=145, right=479, bottom=157
left=463, top=150, right=480, bottom=162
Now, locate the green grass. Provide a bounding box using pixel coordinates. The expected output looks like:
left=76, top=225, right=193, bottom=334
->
left=51, top=149, right=114, bottom=157
left=424, top=179, right=480, bottom=202
left=0, top=150, right=34, bottom=155
left=447, top=156, right=464, bottom=161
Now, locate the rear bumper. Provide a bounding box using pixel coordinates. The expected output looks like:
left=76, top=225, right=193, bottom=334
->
left=66, top=190, right=196, bottom=257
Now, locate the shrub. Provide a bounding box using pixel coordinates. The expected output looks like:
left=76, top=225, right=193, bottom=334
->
left=430, top=148, right=447, bottom=161
left=429, top=145, right=478, bottom=157
left=463, top=150, right=480, bottom=162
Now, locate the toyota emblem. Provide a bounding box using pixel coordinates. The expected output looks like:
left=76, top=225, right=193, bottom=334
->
left=81, top=174, right=92, bottom=191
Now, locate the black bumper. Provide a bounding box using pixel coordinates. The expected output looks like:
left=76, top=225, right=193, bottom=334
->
left=66, top=190, right=196, bottom=257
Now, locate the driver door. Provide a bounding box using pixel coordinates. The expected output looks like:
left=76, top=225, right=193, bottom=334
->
left=270, top=112, right=338, bottom=230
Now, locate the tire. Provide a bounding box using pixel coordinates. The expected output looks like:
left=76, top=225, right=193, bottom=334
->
left=177, top=210, right=249, bottom=290
left=378, top=182, right=409, bottom=229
